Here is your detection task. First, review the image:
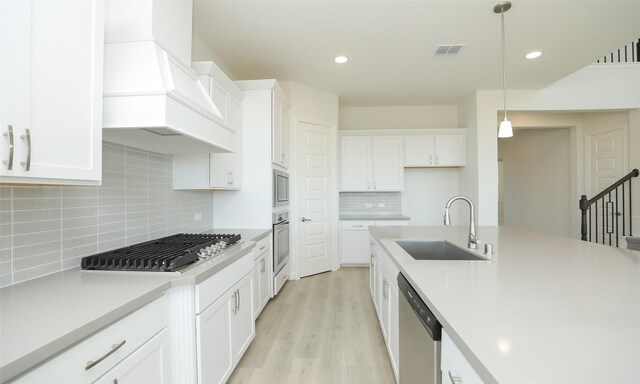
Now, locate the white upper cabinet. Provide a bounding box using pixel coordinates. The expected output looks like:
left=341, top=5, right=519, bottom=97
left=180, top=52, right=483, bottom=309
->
left=173, top=61, right=243, bottom=190
left=340, top=135, right=404, bottom=191
left=235, top=80, right=290, bottom=170
left=272, top=90, right=289, bottom=169
left=404, top=133, right=466, bottom=167
left=0, top=0, right=103, bottom=185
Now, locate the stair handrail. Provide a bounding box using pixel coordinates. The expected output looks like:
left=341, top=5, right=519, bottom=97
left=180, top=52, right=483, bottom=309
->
left=580, top=168, right=639, bottom=242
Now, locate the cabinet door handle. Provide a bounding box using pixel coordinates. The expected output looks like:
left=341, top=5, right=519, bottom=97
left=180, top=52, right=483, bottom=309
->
left=373, top=181, right=377, bottom=190
left=429, top=155, right=433, bottom=165
left=85, top=340, right=126, bottom=371
left=261, top=258, right=266, bottom=272
left=3, top=125, right=14, bottom=170
left=237, top=289, right=240, bottom=312
left=367, top=181, right=370, bottom=190
left=435, top=154, right=439, bottom=165
left=448, top=371, right=462, bottom=383
left=20, top=128, right=31, bottom=171
left=232, top=290, right=238, bottom=314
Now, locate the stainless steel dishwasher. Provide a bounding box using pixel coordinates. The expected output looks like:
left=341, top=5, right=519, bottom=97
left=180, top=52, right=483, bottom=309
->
left=398, top=272, right=442, bottom=384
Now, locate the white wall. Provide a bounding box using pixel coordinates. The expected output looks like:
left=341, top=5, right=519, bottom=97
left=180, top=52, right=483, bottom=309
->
left=191, top=30, right=238, bottom=80
left=339, top=105, right=458, bottom=130
left=467, top=64, right=640, bottom=228
left=499, top=128, right=572, bottom=237
left=402, top=169, right=460, bottom=225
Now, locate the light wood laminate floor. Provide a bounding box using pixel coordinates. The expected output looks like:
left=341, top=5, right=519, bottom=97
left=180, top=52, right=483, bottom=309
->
left=228, top=267, right=396, bottom=384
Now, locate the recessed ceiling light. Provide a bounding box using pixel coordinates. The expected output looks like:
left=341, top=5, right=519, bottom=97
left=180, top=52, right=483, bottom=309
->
left=525, top=51, right=542, bottom=59
left=334, top=56, right=348, bottom=64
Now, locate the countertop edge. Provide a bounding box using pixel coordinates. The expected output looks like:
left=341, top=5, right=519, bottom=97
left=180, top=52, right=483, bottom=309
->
left=1, top=282, right=171, bottom=383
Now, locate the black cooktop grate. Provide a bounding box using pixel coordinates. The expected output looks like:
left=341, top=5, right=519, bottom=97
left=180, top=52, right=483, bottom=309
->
left=80, top=233, right=241, bottom=272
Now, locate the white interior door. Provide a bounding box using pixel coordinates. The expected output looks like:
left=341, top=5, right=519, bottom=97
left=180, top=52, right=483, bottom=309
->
left=298, top=121, right=334, bottom=278
left=588, top=128, right=626, bottom=239
left=589, top=129, right=625, bottom=194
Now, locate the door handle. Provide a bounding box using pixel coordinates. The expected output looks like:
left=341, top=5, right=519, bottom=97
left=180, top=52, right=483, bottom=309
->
left=21, top=128, right=31, bottom=171
left=3, top=125, right=13, bottom=170
left=301, top=217, right=311, bottom=222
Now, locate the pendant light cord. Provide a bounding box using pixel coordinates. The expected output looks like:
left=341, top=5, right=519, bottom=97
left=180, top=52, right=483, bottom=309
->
left=501, top=11, right=507, bottom=121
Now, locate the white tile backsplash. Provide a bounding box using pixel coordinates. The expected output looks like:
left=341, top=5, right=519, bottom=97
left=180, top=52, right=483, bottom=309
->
left=0, top=142, right=215, bottom=287
left=339, top=192, right=402, bottom=215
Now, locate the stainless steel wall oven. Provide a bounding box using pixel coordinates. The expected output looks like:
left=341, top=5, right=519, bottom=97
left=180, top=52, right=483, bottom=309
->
left=272, top=210, right=290, bottom=294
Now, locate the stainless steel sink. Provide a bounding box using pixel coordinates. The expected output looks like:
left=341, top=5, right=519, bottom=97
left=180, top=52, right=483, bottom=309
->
left=395, top=240, right=487, bottom=261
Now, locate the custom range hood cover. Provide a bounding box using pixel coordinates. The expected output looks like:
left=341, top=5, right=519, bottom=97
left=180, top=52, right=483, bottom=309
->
left=102, top=0, right=234, bottom=154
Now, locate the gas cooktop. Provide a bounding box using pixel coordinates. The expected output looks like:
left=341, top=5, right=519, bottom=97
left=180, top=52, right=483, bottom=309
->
left=80, top=233, right=241, bottom=273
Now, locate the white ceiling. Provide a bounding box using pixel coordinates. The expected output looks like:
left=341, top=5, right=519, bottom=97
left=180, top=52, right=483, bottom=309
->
left=193, top=1, right=640, bottom=107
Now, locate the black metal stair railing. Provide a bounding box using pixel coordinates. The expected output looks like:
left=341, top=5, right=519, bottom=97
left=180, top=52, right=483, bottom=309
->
left=579, top=169, right=639, bottom=246
left=596, top=38, right=640, bottom=64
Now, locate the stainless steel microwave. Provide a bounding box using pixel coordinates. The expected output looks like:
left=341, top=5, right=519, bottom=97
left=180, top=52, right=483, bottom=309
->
left=273, top=169, right=289, bottom=208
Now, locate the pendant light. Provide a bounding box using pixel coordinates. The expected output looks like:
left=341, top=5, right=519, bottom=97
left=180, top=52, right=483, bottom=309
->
left=494, top=1, right=513, bottom=138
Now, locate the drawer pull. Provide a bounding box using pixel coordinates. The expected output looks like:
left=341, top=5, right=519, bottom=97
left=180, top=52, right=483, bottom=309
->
left=259, top=245, right=266, bottom=250
left=352, top=225, right=364, bottom=228
left=85, top=340, right=126, bottom=371
left=448, top=371, right=462, bottom=383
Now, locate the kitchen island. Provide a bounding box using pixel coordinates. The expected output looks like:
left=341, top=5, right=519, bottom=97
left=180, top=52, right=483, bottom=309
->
left=370, top=225, right=640, bottom=384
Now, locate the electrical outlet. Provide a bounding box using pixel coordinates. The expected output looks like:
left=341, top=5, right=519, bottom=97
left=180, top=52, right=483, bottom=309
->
left=194, top=213, right=202, bottom=221
left=364, top=203, right=373, bottom=209
left=377, top=203, right=385, bottom=208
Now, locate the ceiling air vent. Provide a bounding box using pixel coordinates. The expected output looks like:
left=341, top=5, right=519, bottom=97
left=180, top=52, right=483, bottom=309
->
left=435, top=44, right=466, bottom=56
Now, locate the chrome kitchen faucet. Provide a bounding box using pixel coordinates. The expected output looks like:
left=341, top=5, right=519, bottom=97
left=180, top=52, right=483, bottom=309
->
left=443, top=196, right=478, bottom=249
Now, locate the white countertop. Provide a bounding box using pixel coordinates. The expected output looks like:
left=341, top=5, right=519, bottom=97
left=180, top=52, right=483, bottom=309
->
left=369, top=226, right=640, bottom=384
left=0, top=228, right=271, bottom=383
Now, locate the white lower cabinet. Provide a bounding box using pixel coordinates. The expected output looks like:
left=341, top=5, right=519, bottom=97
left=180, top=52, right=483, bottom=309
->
left=196, top=253, right=255, bottom=384
left=252, top=237, right=272, bottom=319
left=93, top=328, right=171, bottom=384
left=341, top=221, right=409, bottom=265
left=441, top=329, right=485, bottom=384
left=12, top=295, right=170, bottom=384
left=370, top=236, right=400, bottom=383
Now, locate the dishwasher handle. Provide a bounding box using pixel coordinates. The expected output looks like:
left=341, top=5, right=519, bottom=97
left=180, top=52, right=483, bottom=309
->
left=398, top=272, right=442, bottom=341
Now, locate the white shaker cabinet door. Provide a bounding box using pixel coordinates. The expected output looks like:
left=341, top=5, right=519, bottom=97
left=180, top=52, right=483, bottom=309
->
left=404, top=135, right=435, bottom=166
left=197, top=293, right=234, bottom=384
left=93, top=328, right=171, bottom=384
left=372, top=136, right=404, bottom=191
left=231, top=272, right=255, bottom=362
left=435, top=134, right=466, bottom=166
left=340, top=136, right=371, bottom=191
left=340, top=230, right=371, bottom=265
left=0, top=0, right=103, bottom=183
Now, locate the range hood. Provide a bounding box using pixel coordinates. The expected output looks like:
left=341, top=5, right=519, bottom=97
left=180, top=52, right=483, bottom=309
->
left=102, top=0, right=234, bottom=155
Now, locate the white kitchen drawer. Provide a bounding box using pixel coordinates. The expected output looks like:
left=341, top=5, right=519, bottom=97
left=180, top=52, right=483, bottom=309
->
left=341, top=221, right=375, bottom=230
left=441, top=329, right=485, bottom=384
left=13, top=295, right=169, bottom=384
left=196, top=251, right=253, bottom=314
left=253, top=237, right=270, bottom=260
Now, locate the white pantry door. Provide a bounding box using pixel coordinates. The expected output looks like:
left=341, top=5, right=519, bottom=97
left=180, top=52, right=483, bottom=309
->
left=298, top=121, right=334, bottom=278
